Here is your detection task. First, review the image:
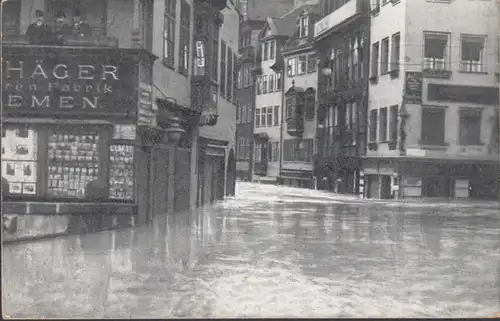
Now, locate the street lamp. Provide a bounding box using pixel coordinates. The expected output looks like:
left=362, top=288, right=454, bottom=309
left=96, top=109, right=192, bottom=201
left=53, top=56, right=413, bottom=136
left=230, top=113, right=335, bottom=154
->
left=165, top=117, right=186, bottom=144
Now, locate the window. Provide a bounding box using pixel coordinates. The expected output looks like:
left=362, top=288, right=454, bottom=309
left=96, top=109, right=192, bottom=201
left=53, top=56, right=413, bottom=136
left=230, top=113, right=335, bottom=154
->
left=163, top=0, right=176, bottom=67
left=256, top=76, right=262, bottom=95
left=298, top=55, right=307, bottom=75
left=255, top=108, right=261, bottom=127
left=261, top=107, right=266, bottom=126
left=140, top=0, right=154, bottom=52
left=241, top=31, right=250, bottom=48
left=274, top=106, right=280, bottom=126
left=227, top=48, right=234, bottom=99
left=263, top=42, right=269, bottom=60
left=266, top=107, right=273, bottom=127
left=299, top=16, right=308, bottom=38
left=381, top=37, right=389, bottom=74
left=286, top=96, right=295, bottom=119
left=459, top=108, right=482, bottom=145
left=237, top=69, right=242, bottom=89
left=210, top=22, right=219, bottom=82
left=243, top=67, right=252, bottom=87
left=389, top=105, right=398, bottom=142
left=2, top=125, right=38, bottom=196
left=262, top=76, right=268, bottom=94
left=423, top=32, right=449, bottom=70
left=268, top=74, right=274, bottom=92
left=178, top=0, right=190, bottom=74
left=305, top=91, right=315, bottom=120
left=287, top=58, right=296, bottom=77
left=271, top=142, right=280, bottom=162
left=276, top=72, right=282, bottom=90
left=461, top=35, right=486, bottom=72
left=2, top=0, right=21, bottom=37
left=389, top=33, right=400, bottom=72
left=254, top=142, right=262, bottom=163
left=369, top=109, right=378, bottom=142
left=379, top=107, right=388, bottom=141
left=220, top=41, right=227, bottom=96
left=247, top=104, right=253, bottom=123
left=283, top=139, right=313, bottom=162
left=307, top=54, right=317, bottom=73
left=371, top=42, right=379, bottom=77
left=421, top=107, right=445, bottom=145
left=237, top=104, right=241, bottom=124
left=270, top=40, right=276, bottom=59
left=233, top=53, right=238, bottom=98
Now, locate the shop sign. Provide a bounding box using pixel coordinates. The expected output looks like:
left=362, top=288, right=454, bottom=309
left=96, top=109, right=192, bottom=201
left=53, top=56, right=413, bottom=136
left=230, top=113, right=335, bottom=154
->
left=2, top=53, right=136, bottom=115
left=112, top=124, right=137, bottom=140
left=138, top=82, right=155, bottom=126
left=427, top=83, right=499, bottom=105
left=404, top=72, right=422, bottom=101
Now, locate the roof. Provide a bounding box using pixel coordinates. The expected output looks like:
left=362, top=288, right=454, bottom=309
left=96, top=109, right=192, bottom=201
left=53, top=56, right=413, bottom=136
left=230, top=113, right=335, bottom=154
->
left=281, top=2, right=322, bottom=55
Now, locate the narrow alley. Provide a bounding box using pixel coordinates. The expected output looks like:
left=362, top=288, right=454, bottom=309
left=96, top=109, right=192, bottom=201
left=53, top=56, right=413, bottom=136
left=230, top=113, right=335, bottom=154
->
left=3, top=182, right=500, bottom=318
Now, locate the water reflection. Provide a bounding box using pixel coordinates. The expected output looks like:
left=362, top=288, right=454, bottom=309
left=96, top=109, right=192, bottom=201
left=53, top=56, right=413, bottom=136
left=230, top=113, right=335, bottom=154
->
left=420, top=209, right=442, bottom=258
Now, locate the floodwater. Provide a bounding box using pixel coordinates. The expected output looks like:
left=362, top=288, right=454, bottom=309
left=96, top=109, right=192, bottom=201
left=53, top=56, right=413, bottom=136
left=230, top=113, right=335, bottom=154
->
left=3, top=182, right=500, bottom=318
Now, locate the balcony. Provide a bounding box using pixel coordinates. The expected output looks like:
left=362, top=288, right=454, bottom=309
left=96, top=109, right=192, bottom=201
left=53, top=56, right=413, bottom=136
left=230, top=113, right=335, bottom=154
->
left=286, top=116, right=304, bottom=137
left=2, top=35, right=118, bottom=48
left=314, top=0, right=369, bottom=39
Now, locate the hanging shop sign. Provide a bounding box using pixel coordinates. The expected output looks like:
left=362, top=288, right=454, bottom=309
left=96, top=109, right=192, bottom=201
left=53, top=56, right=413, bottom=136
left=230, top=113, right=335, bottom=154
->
left=2, top=50, right=137, bottom=116
left=404, top=71, right=423, bottom=102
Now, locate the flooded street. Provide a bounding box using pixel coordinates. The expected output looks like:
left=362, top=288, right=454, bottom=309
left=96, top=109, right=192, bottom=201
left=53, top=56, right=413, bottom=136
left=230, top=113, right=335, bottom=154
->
left=3, top=182, right=500, bottom=318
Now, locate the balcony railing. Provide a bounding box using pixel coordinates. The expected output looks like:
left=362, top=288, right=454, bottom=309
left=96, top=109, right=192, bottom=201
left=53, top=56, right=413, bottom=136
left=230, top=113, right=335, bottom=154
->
left=2, top=35, right=119, bottom=48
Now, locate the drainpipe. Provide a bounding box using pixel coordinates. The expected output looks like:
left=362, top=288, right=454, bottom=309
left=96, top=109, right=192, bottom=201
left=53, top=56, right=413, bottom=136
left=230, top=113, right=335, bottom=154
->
left=497, top=0, right=500, bottom=203
left=278, top=72, right=285, bottom=185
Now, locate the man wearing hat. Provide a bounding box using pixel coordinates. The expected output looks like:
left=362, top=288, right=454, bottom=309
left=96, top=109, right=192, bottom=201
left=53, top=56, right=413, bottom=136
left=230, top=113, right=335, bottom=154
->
left=54, top=10, right=73, bottom=44
left=72, top=10, right=92, bottom=38
left=25, top=10, right=52, bottom=45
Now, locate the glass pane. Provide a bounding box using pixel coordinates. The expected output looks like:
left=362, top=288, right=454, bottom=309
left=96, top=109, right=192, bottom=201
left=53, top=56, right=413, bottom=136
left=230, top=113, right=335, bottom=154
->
left=47, top=131, right=100, bottom=198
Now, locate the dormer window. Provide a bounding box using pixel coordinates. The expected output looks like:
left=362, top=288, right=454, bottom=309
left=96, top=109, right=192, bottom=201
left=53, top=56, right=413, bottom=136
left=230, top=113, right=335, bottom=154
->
left=298, top=16, right=308, bottom=38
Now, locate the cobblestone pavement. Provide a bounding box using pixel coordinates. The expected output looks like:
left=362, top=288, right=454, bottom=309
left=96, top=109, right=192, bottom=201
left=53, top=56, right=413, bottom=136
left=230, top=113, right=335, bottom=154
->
left=3, top=183, right=500, bottom=318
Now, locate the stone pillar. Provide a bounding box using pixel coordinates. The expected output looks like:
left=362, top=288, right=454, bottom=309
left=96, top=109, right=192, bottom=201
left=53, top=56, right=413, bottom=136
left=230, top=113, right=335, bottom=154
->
left=167, top=146, right=176, bottom=213
left=190, top=127, right=199, bottom=211
left=131, top=0, right=141, bottom=47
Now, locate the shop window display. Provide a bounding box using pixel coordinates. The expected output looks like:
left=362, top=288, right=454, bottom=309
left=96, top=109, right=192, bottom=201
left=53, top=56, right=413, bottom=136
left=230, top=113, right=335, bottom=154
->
left=1, top=125, right=38, bottom=195
left=47, top=131, right=100, bottom=198
left=108, top=144, right=135, bottom=200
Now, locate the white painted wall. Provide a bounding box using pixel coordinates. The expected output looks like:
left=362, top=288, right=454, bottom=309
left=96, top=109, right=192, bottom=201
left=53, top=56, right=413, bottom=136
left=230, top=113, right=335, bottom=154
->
left=369, top=0, right=499, bottom=160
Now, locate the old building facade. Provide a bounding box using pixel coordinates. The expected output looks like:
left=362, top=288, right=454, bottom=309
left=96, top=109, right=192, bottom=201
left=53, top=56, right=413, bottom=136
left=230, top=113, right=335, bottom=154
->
left=280, top=3, right=321, bottom=188
left=363, top=0, right=499, bottom=200
left=1, top=0, right=235, bottom=240
left=314, top=0, right=371, bottom=195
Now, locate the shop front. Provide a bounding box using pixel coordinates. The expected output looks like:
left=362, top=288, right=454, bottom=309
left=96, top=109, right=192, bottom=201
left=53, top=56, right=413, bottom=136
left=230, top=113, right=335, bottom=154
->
left=1, top=45, right=160, bottom=240
left=280, top=168, right=314, bottom=189
left=197, top=139, right=227, bottom=206
left=362, top=157, right=499, bottom=200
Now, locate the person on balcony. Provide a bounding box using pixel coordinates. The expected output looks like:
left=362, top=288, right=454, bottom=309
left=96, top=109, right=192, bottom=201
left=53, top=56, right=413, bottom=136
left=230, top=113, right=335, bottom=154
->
left=25, top=10, right=52, bottom=45
left=54, top=11, right=73, bottom=45
left=72, top=11, right=92, bottom=38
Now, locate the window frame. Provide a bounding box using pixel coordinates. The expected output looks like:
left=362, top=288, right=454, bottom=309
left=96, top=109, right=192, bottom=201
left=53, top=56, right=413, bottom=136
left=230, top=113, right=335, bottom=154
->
left=298, top=16, right=308, bottom=38
left=371, top=41, right=379, bottom=78
left=423, top=31, right=451, bottom=71
left=460, top=34, right=487, bottom=73
left=307, top=54, right=317, bottom=73
left=227, top=47, right=234, bottom=100
left=380, top=37, right=390, bottom=74
left=297, top=55, right=307, bottom=75
left=421, top=107, right=446, bottom=145
left=163, top=0, right=177, bottom=68
left=220, top=40, right=227, bottom=97
left=287, top=58, right=297, bottom=77
left=391, top=32, right=400, bottom=72
left=458, top=108, right=482, bottom=145
left=178, top=0, right=191, bottom=75
left=369, top=109, right=378, bottom=142
left=255, top=108, right=261, bottom=127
